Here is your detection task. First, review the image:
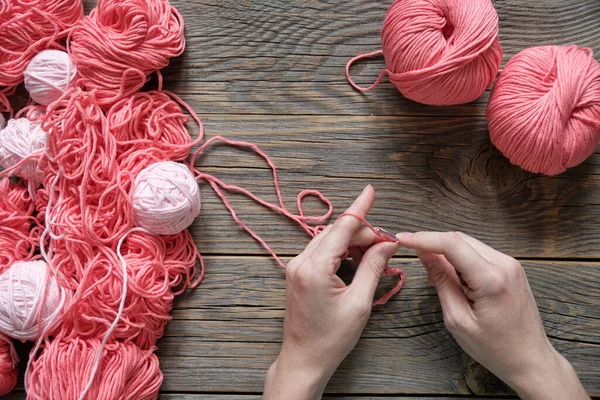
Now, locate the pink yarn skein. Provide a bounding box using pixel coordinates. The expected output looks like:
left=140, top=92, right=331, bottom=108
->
left=346, top=0, right=502, bottom=105
left=0, top=334, right=17, bottom=396
left=487, top=45, right=600, bottom=175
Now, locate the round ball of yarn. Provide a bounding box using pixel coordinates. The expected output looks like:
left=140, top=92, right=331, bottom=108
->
left=0, top=118, right=46, bottom=184
left=380, top=0, right=502, bottom=105
left=0, top=260, right=71, bottom=341
left=26, top=337, right=162, bottom=399
left=132, top=161, right=201, bottom=235
left=0, top=335, right=17, bottom=396
left=487, top=45, right=600, bottom=175
left=24, top=50, right=77, bottom=106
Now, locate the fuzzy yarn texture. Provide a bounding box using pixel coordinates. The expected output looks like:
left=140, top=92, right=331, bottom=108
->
left=133, top=161, right=201, bottom=235
left=0, top=118, right=46, bottom=186
left=24, top=50, right=78, bottom=106
left=69, top=0, right=185, bottom=107
left=346, top=0, right=502, bottom=105
left=0, top=334, right=17, bottom=396
left=0, top=0, right=83, bottom=113
left=0, top=260, right=71, bottom=341
left=26, top=337, right=162, bottom=400
left=487, top=45, right=600, bottom=175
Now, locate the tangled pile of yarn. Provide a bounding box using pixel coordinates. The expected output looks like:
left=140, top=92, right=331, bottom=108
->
left=0, top=0, right=406, bottom=398
left=0, top=0, right=83, bottom=113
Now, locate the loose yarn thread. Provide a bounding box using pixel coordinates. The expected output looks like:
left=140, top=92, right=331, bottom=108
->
left=0, top=0, right=83, bottom=113
left=487, top=45, right=600, bottom=175
left=0, top=334, right=17, bottom=396
left=346, top=0, right=502, bottom=105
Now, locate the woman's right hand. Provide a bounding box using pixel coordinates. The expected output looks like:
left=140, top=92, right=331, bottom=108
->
left=398, top=231, right=589, bottom=400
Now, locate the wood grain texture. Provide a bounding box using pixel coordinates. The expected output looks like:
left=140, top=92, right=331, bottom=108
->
left=160, top=0, right=600, bottom=116
left=189, top=115, right=600, bottom=259
left=153, top=256, right=600, bottom=395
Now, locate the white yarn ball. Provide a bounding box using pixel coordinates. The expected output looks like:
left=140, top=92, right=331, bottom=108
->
left=132, top=161, right=201, bottom=235
left=24, top=50, right=77, bottom=106
left=0, top=118, right=46, bottom=184
left=0, top=260, right=72, bottom=342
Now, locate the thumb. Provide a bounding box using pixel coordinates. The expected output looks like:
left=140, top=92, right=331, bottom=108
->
left=350, top=241, right=401, bottom=301
left=418, top=251, right=471, bottom=317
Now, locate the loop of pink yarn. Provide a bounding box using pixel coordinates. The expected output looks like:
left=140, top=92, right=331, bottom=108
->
left=106, top=91, right=194, bottom=161
left=0, top=178, right=42, bottom=274
left=487, top=45, right=600, bottom=175
left=69, top=0, right=185, bottom=107
left=0, top=334, right=17, bottom=396
left=0, top=0, right=83, bottom=112
left=347, top=0, right=502, bottom=105
left=26, top=337, right=162, bottom=400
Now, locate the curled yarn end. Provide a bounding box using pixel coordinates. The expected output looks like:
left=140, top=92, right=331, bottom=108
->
left=346, top=50, right=388, bottom=92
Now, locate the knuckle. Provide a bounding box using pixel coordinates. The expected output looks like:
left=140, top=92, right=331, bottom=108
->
left=488, top=269, right=510, bottom=295
left=506, top=258, right=524, bottom=277
left=443, top=310, right=473, bottom=334
left=365, top=256, right=387, bottom=278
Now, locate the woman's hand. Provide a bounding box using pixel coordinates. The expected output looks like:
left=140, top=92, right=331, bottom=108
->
left=398, top=231, right=589, bottom=400
left=263, top=185, right=401, bottom=400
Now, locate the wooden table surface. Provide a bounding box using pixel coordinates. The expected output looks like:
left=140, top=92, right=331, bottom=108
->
left=8, top=0, right=600, bottom=399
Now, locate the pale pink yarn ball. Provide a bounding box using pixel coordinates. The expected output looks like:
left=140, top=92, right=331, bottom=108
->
left=0, top=260, right=71, bottom=342
left=132, top=161, right=201, bottom=235
left=24, top=50, right=77, bottom=106
left=381, top=0, right=502, bottom=105
left=487, top=45, right=600, bottom=175
left=0, top=118, right=46, bottom=184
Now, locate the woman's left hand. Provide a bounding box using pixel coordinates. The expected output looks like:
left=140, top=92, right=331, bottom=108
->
left=263, top=185, right=401, bottom=400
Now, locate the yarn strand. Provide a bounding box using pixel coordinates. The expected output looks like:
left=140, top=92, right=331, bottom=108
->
left=345, top=50, right=388, bottom=92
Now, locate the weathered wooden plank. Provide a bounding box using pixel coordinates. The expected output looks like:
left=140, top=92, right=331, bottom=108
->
left=154, top=0, right=600, bottom=116
left=189, top=115, right=600, bottom=259
left=152, top=256, right=600, bottom=395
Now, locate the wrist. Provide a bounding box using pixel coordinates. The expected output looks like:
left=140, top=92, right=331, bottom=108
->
left=510, top=348, right=588, bottom=400
left=264, top=349, right=332, bottom=400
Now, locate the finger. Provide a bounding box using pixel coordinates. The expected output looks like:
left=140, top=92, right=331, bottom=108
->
left=348, top=225, right=394, bottom=248
left=317, top=185, right=375, bottom=257
left=397, top=232, right=493, bottom=290
left=418, top=250, right=472, bottom=318
left=304, top=225, right=333, bottom=254
left=455, top=232, right=513, bottom=265
left=349, top=240, right=401, bottom=302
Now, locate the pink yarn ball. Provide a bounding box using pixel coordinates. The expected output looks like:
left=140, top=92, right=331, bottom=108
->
left=487, top=45, right=600, bottom=175
left=132, top=161, right=201, bottom=235
left=24, top=50, right=77, bottom=106
left=0, top=260, right=71, bottom=341
left=0, top=118, right=46, bottom=184
left=381, top=0, right=502, bottom=105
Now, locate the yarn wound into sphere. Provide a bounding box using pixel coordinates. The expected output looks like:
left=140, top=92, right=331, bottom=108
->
left=0, top=334, right=17, bottom=396
left=133, top=161, right=201, bottom=236
left=0, top=118, right=46, bottom=187
left=26, top=337, right=162, bottom=400
left=69, top=0, right=185, bottom=107
left=0, top=0, right=83, bottom=112
left=0, top=260, right=71, bottom=342
left=24, top=50, right=78, bottom=106
left=487, top=45, right=600, bottom=175
left=346, top=0, right=502, bottom=105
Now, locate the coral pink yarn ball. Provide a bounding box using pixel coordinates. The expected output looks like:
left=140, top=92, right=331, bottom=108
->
left=381, top=0, right=502, bottom=105
left=24, top=50, right=77, bottom=106
left=0, top=335, right=17, bottom=396
left=487, top=45, right=600, bottom=175
left=0, top=260, right=71, bottom=341
left=26, top=338, right=162, bottom=400
left=132, top=161, right=201, bottom=235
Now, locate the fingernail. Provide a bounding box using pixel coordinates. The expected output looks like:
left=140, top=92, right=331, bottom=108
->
left=376, top=227, right=400, bottom=242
